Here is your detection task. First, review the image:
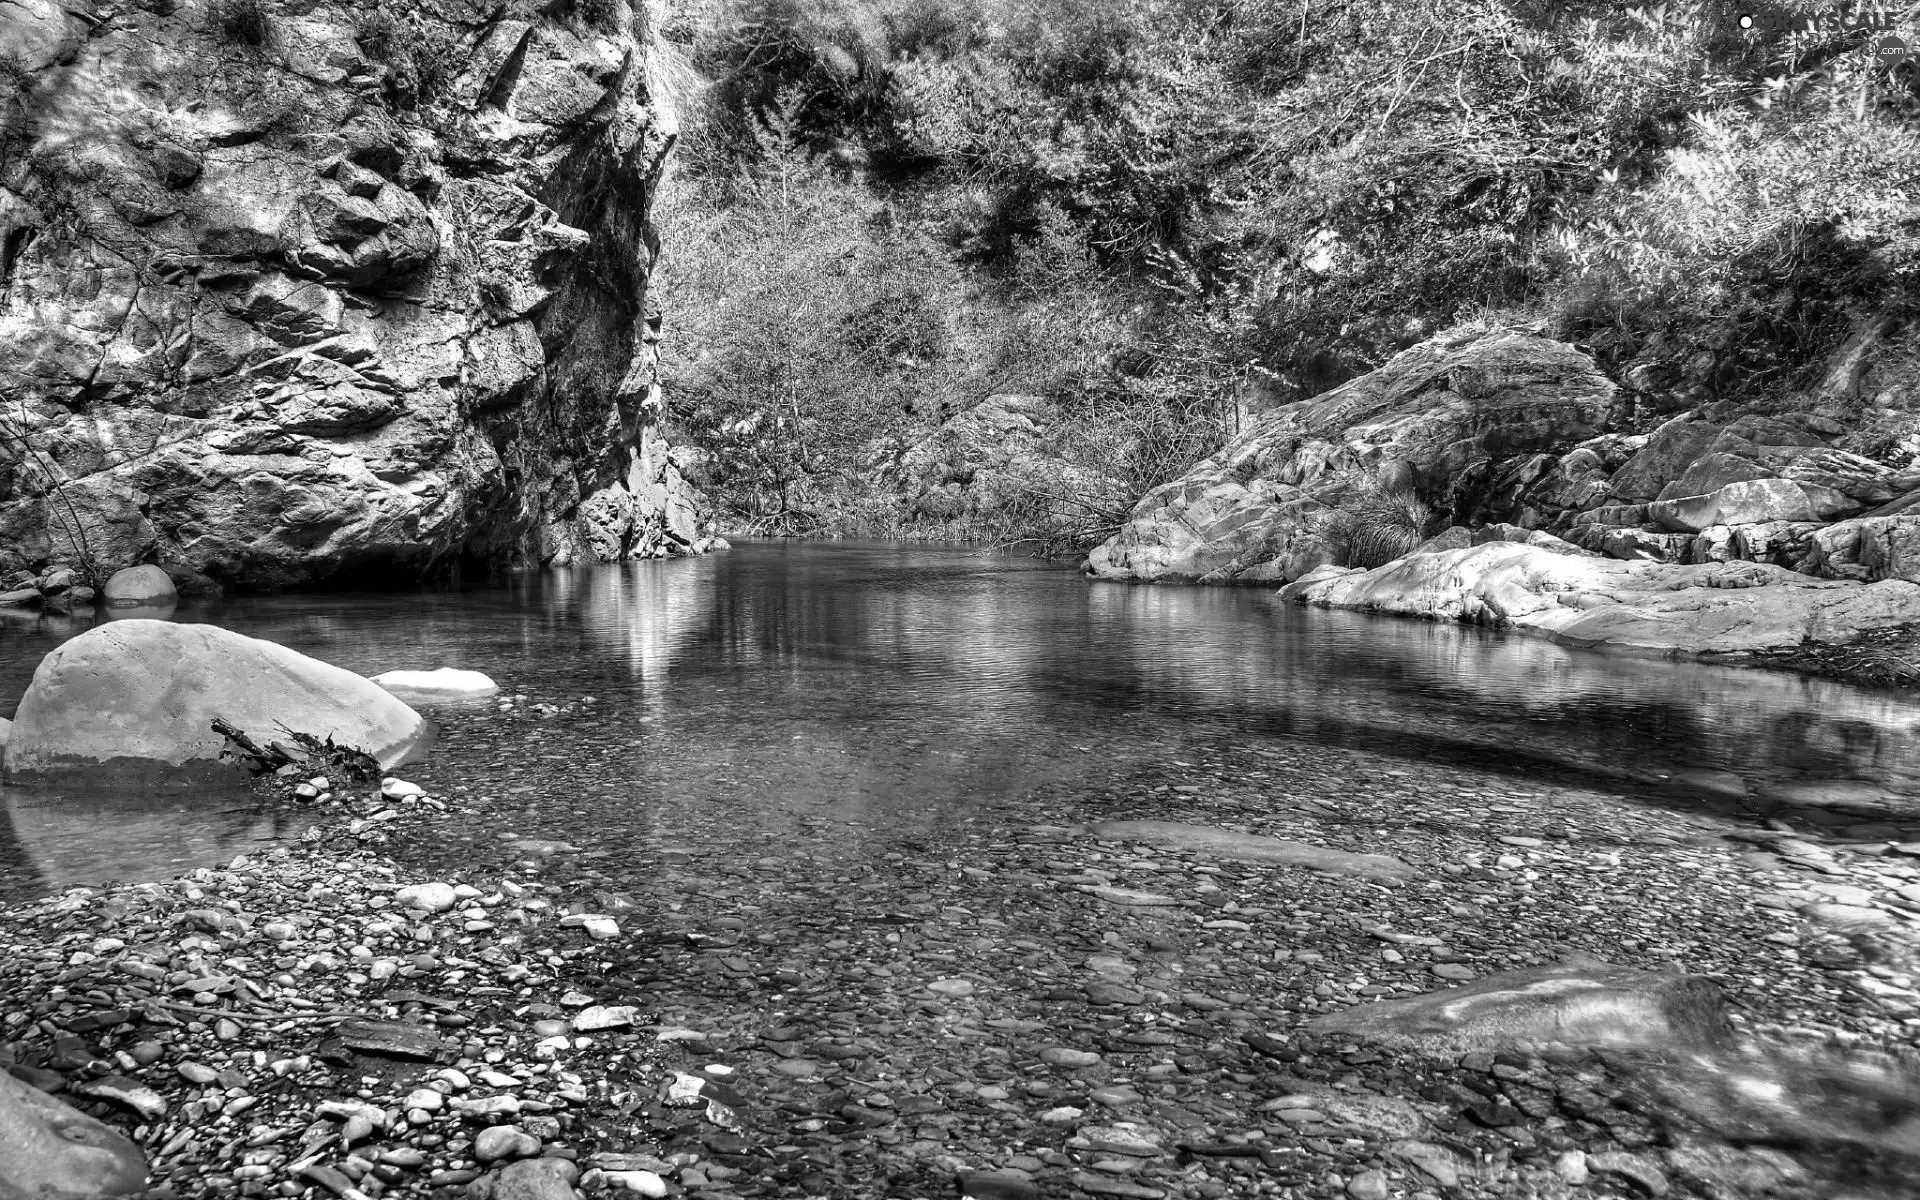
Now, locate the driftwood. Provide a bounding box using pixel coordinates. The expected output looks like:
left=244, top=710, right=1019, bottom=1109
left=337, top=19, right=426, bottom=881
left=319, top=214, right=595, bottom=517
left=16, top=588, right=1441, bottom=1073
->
left=212, top=718, right=380, bottom=783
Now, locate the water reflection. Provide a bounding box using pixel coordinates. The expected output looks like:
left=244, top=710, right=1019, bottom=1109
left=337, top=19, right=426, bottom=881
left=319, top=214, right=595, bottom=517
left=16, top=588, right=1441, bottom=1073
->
left=1, top=540, right=1917, bottom=896
left=0, top=784, right=292, bottom=895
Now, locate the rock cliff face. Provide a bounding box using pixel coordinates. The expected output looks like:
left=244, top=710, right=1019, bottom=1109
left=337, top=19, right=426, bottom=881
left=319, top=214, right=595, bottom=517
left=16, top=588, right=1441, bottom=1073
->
left=0, top=0, right=713, bottom=592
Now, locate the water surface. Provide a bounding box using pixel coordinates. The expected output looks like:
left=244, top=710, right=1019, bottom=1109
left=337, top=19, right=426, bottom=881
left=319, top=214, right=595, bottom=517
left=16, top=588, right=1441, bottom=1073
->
left=3, top=541, right=1917, bottom=899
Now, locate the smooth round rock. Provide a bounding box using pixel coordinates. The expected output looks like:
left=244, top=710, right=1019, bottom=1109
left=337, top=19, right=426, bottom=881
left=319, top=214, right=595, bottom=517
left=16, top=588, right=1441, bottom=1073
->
left=473, top=1124, right=541, bottom=1162
left=102, top=565, right=176, bottom=607
left=3, top=620, right=428, bottom=788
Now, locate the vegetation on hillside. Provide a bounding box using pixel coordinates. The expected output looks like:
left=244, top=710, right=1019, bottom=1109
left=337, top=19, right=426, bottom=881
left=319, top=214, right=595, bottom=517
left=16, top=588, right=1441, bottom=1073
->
left=651, top=0, right=1919, bottom=547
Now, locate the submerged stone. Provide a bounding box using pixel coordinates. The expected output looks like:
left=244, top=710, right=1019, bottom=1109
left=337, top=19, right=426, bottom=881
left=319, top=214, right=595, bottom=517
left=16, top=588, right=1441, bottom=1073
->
left=1305, top=956, right=1732, bottom=1051
left=1089, top=820, right=1416, bottom=880
left=371, top=667, right=501, bottom=703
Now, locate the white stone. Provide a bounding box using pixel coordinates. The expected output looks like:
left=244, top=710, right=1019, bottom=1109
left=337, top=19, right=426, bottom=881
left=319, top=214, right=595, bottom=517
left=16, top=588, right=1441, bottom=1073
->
left=572, top=1005, right=637, bottom=1031
left=381, top=776, right=426, bottom=799
left=370, top=668, right=501, bottom=703
left=393, top=882, right=457, bottom=913
left=606, top=1171, right=668, bottom=1197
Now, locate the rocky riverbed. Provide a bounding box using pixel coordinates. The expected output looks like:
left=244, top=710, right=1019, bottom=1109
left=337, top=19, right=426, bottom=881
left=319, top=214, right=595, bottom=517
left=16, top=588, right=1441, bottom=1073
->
left=4, top=691, right=1920, bottom=1200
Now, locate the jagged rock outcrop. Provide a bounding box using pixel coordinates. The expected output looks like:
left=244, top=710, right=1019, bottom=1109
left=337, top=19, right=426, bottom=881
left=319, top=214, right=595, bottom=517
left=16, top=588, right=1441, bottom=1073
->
left=1087, top=317, right=1920, bottom=598
left=1084, top=326, right=1621, bottom=582
left=0, top=0, right=713, bottom=591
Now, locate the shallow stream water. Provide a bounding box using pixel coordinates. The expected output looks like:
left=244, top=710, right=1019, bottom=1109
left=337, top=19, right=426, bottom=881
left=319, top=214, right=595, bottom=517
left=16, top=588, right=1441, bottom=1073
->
left=2, top=541, right=1917, bottom=900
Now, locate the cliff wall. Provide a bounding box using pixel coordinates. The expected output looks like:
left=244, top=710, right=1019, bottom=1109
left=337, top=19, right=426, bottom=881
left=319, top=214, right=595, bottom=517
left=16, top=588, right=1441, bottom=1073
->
left=0, top=0, right=713, bottom=592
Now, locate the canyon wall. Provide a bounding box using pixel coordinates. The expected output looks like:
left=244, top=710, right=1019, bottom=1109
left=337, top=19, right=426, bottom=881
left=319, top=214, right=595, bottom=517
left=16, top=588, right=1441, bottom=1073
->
left=0, top=0, right=714, bottom=593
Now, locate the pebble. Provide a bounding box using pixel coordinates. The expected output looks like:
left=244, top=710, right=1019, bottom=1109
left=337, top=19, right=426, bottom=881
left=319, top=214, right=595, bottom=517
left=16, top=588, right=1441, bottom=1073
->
left=474, top=1124, right=542, bottom=1162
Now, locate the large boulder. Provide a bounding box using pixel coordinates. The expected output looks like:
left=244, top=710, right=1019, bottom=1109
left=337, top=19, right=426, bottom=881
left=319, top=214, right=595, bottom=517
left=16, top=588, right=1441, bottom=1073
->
left=1306, top=957, right=1732, bottom=1051
left=0, top=0, right=711, bottom=590
left=1280, top=541, right=1920, bottom=658
left=3, top=620, right=428, bottom=788
left=1085, top=326, right=1618, bottom=582
left=0, top=1066, right=148, bottom=1198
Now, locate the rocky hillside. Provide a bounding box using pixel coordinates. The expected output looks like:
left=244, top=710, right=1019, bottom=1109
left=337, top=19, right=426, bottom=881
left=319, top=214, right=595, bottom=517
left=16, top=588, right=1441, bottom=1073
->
left=1088, top=315, right=1920, bottom=590
left=0, top=0, right=716, bottom=593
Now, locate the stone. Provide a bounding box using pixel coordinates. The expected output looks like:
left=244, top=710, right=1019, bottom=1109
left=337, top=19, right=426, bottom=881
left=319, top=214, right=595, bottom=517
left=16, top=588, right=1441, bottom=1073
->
left=1305, top=956, right=1731, bottom=1051
left=1650, top=477, right=1862, bottom=533
left=0, top=1064, right=148, bottom=1197
left=1078, top=886, right=1180, bottom=906
left=959, top=1169, right=1041, bottom=1200
left=474, top=1125, right=543, bottom=1163
left=394, top=882, right=458, bottom=912
left=1086, top=327, right=1616, bottom=582
left=3, top=621, right=428, bottom=788
left=1607, top=417, right=1724, bottom=503
left=101, top=565, right=177, bottom=607
left=334, top=1019, right=450, bottom=1061
left=1588, top=1151, right=1670, bottom=1196
left=0, top=587, right=41, bottom=608
left=66, top=1076, right=166, bottom=1121
left=382, top=776, right=428, bottom=800
left=1280, top=542, right=1920, bottom=660
left=1345, top=1170, right=1390, bottom=1200
left=570, top=1005, right=637, bottom=1031
left=1074, top=1122, right=1164, bottom=1156
left=1040, top=1048, right=1103, bottom=1068
left=371, top=668, right=502, bottom=703
left=480, top=1156, right=579, bottom=1200
left=602, top=1170, right=667, bottom=1197
left=1089, top=820, right=1415, bottom=881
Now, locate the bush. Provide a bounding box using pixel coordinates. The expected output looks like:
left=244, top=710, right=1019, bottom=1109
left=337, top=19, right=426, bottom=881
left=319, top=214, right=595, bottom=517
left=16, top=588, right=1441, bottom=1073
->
left=209, top=0, right=273, bottom=48
left=1319, top=480, right=1439, bottom=569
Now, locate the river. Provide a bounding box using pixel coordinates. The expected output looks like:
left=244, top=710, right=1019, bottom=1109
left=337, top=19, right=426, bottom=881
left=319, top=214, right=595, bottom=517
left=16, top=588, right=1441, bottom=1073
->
left=3, top=541, right=1917, bottom=900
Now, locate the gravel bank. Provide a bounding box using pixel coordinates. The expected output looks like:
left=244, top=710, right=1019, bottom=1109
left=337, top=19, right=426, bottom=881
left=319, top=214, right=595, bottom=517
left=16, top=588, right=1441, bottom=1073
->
left=4, top=697, right=1919, bottom=1200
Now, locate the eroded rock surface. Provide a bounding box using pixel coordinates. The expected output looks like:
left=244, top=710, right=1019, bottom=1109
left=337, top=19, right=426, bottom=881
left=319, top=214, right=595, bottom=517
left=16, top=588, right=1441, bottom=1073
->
left=0, top=0, right=712, bottom=590
left=3, top=619, right=426, bottom=787
left=1278, top=542, right=1920, bottom=658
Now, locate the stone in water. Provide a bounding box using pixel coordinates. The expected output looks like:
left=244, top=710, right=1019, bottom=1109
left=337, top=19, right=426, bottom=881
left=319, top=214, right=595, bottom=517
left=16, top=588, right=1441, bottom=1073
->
left=370, top=667, right=501, bottom=703
left=1090, top=820, right=1415, bottom=881
left=1306, top=955, right=1731, bottom=1051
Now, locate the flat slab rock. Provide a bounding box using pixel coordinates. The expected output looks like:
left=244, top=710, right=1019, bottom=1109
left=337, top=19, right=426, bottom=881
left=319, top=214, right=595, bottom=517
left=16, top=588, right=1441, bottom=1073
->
left=1089, top=820, right=1416, bottom=881
left=0, top=1065, right=149, bottom=1198
left=1306, top=956, right=1732, bottom=1051
left=331, top=1018, right=451, bottom=1061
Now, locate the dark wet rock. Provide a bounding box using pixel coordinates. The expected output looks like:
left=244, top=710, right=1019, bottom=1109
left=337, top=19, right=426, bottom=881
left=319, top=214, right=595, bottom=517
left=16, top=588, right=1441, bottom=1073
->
left=1089, top=820, right=1415, bottom=881
left=333, top=1018, right=451, bottom=1062
left=1306, top=956, right=1733, bottom=1051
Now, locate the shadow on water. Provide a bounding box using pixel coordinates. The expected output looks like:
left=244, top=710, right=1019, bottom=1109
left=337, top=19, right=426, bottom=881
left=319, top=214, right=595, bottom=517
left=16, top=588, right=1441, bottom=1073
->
left=2, top=540, right=1918, bottom=895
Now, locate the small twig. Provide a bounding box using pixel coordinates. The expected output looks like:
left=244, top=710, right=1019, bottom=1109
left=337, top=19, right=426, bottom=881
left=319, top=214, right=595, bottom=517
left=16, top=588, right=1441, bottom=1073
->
left=149, top=999, right=365, bottom=1025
